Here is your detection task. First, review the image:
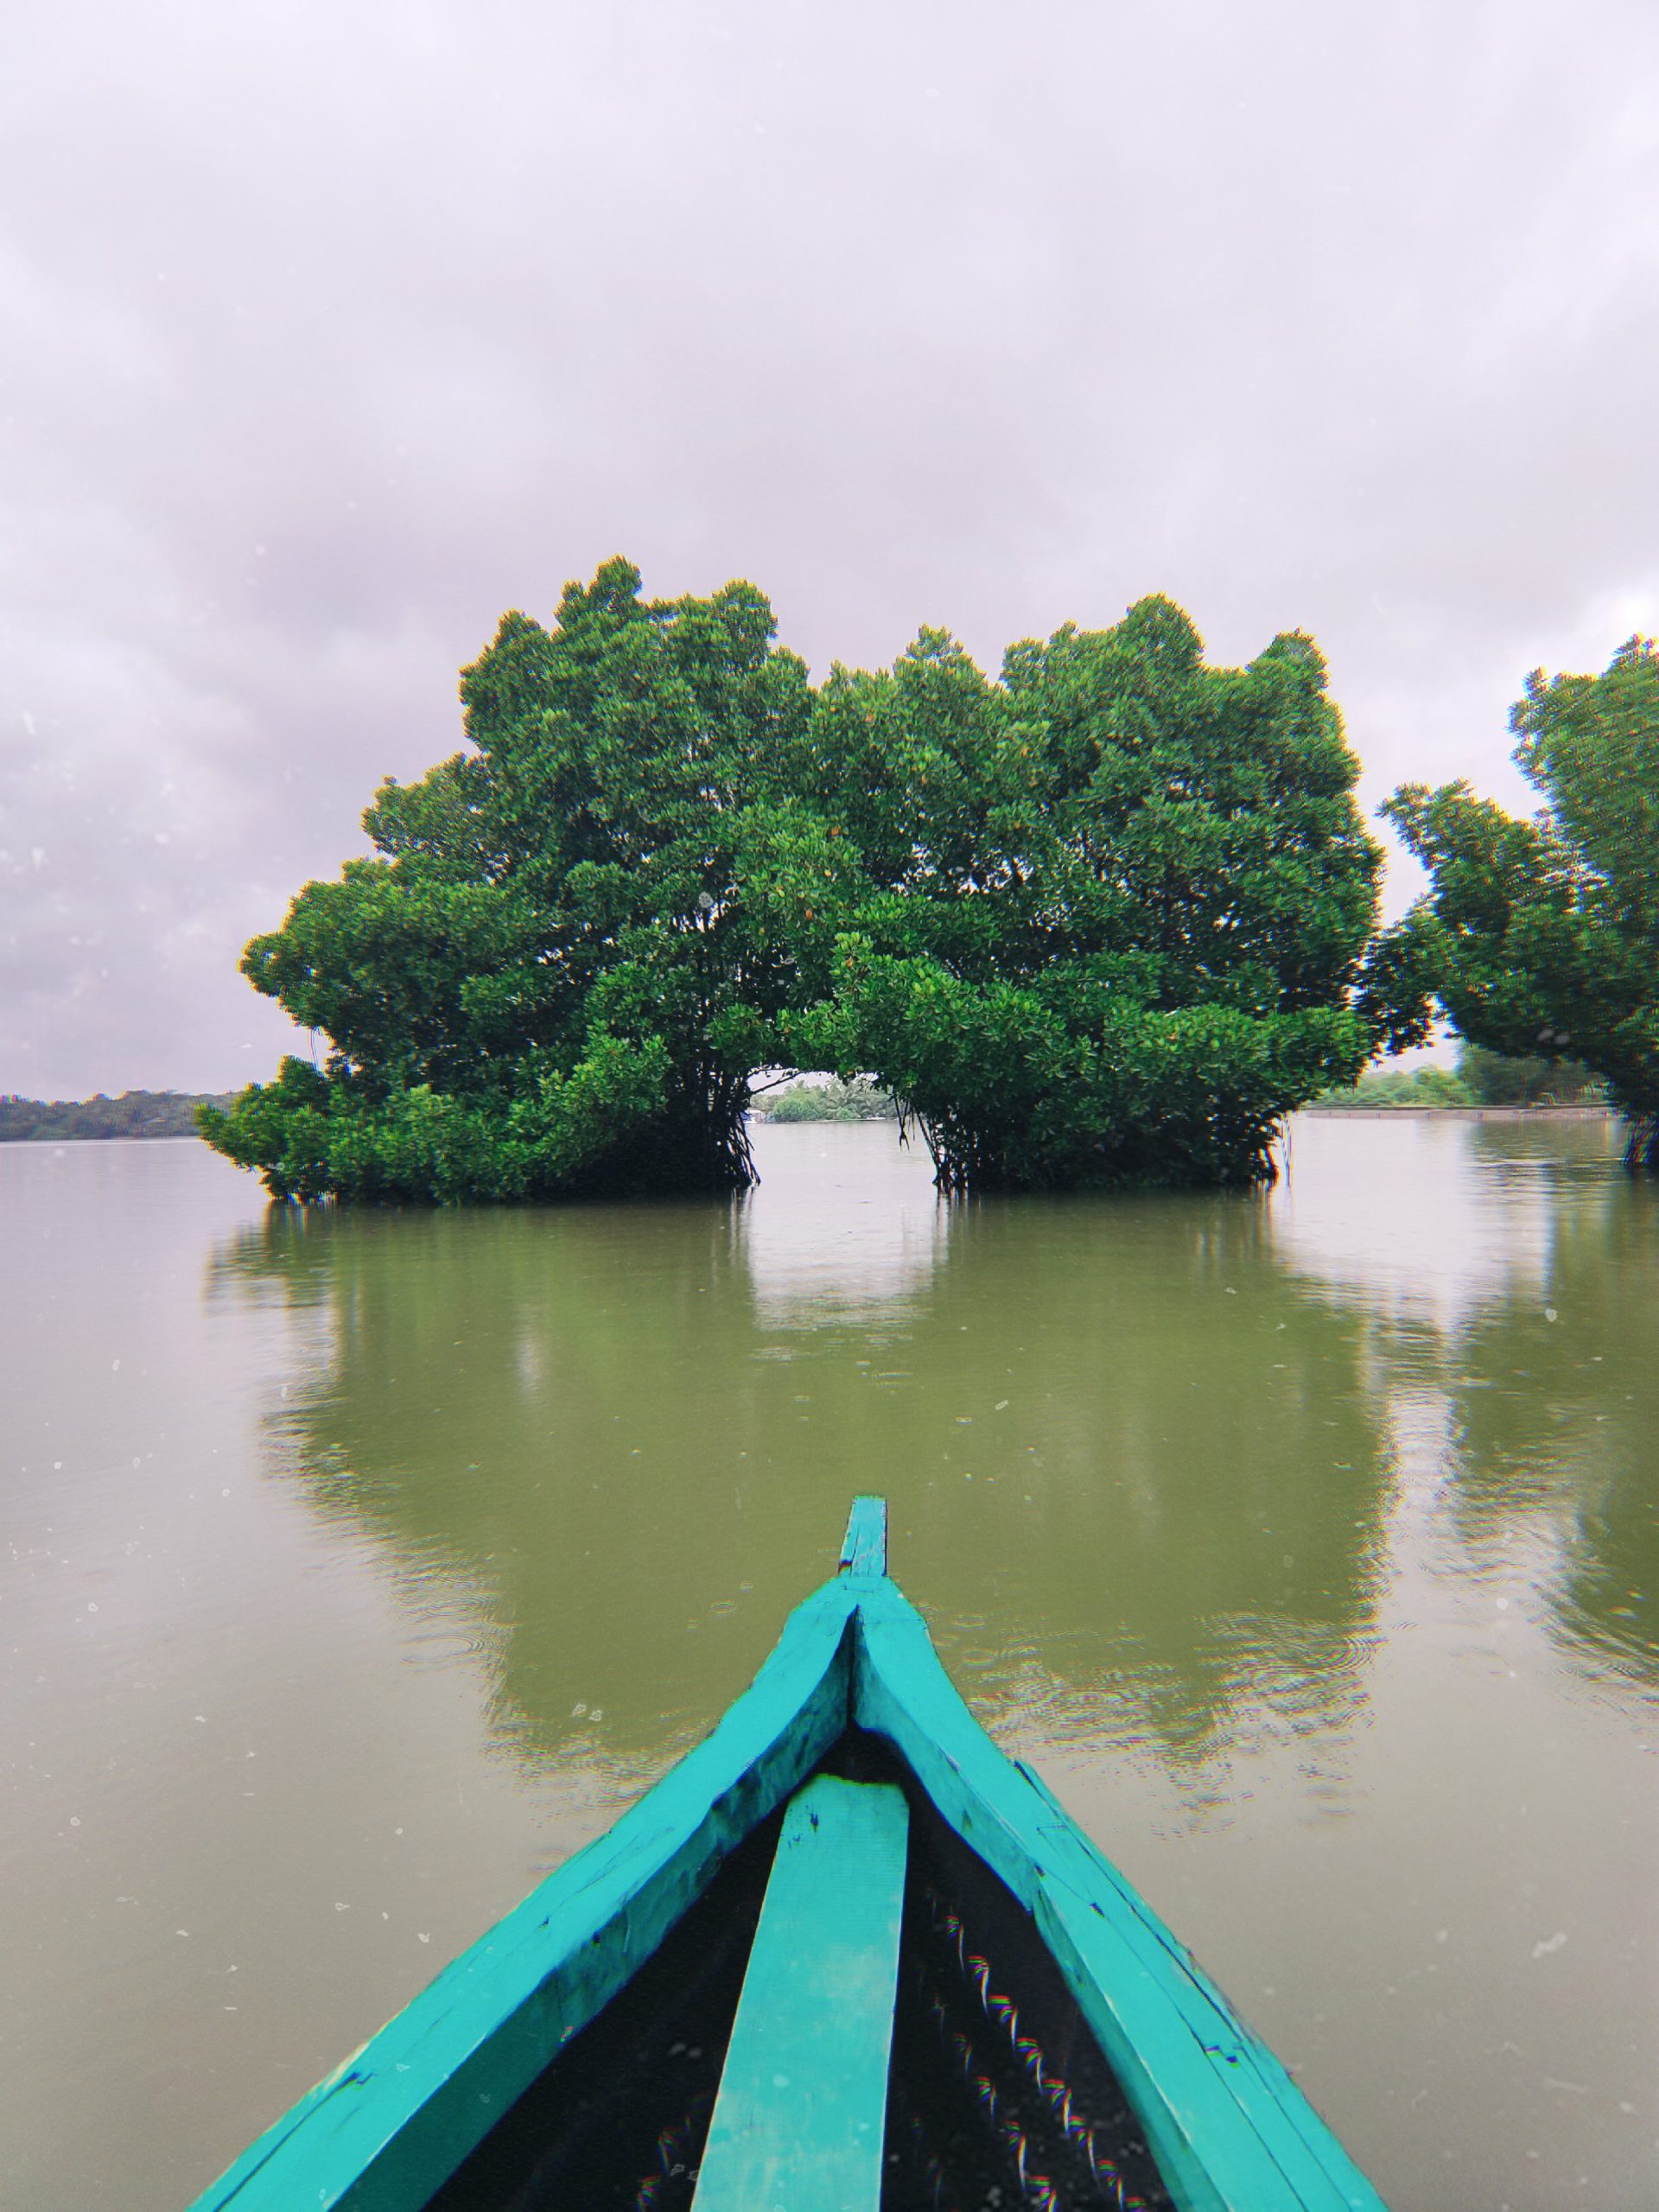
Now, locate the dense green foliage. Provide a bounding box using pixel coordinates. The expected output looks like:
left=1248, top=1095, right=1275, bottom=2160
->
left=0, top=1090, right=233, bottom=1141
left=204, top=563, right=828, bottom=1200
left=781, top=603, right=1388, bottom=1189
left=205, top=562, right=1390, bottom=1203
left=1382, top=638, right=1659, bottom=1166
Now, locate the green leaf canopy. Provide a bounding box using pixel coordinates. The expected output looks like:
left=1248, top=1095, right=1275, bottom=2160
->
left=203, top=565, right=1385, bottom=1202
left=785, top=600, right=1382, bottom=1189
left=204, top=560, right=824, bottom=1200
left=1381, top=636, right=1659, bottom=1168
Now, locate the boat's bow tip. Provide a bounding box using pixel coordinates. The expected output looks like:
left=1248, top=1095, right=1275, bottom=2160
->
left=838, top=1495, right=888, bottom=1579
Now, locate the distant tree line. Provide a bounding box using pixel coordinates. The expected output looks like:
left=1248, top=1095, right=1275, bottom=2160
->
left=0, top=1090, right=236, bottom=1142
left=751, top=1077, right=899, bottom=1123
left=1313, top=1046, right=1606, bottom=1112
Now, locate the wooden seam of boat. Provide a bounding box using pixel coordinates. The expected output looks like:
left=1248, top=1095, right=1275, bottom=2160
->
left=186, top=1499, right=1388, bottom=2212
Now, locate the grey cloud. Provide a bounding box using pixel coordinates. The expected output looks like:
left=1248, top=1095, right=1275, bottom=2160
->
left=3, top=0, right=1657, bottom=1093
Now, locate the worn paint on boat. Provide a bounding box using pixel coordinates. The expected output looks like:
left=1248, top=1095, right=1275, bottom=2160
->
left=186, top=1498, right=1388, bottom=2212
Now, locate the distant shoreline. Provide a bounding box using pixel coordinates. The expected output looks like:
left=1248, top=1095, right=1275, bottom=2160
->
left=0, top=1090, right=235, bottom=1143
left=1300, top=1102, right=1614, bottom=1119
left=0, top=1133, right=213, bottom=1145
left=1, top=1097, right=1621, bottom=1147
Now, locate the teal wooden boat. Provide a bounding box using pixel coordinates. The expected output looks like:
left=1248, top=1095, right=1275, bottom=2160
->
left=188, top=1501, right=1387, bottom=2212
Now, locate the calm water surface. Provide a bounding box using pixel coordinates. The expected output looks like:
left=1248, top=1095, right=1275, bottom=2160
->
left=3, top=1116, right=1656, bottom=2210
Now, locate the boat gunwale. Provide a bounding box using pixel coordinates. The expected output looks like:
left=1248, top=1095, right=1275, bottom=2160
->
left=853, top=1570, right=1385, bottom=2212
left=187, top=1582, right=859, bottom=2212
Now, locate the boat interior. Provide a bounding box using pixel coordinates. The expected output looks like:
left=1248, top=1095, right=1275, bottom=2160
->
left=428, top=1728, right=1174, bottom=2212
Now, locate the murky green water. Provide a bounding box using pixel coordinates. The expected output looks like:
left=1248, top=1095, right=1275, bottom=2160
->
left=3, top=1116, right=1655, bottom=2209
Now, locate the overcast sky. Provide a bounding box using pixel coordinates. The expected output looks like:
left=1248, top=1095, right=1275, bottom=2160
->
left=4, top=1, right=1657, bottom=1096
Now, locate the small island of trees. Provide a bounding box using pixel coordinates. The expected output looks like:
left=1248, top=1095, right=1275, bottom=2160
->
left=195, top=563, right=1659, bottom=1202
left=200, top=560, right=1413, bottom=1203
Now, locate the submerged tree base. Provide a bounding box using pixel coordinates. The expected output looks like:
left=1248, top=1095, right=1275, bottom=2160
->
left=200, top=1059, right=758, bottom=1206
left=903, top=1104, right=1286, bottom=1195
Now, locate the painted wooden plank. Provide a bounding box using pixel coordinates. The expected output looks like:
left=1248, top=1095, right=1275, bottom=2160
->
left=186, top=1578, right=861, bottom=2212
left=690, top=1777, right=909, bottom=2212
left=850, top=1578, right=1389, bottom=2212
left=838, top=1494, right=887, bottom=1578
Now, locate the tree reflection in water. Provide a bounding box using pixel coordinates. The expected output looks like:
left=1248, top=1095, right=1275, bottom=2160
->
left=1279, top=1111, right=1656, bottom=1700
left=207, top=1123, right=1397, bottom=1789
left=207, top=1114, right=1656, bottom=1824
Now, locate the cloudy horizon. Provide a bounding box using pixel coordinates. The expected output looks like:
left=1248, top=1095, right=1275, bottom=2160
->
left=5, top=1, right=1657, bottom=1098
